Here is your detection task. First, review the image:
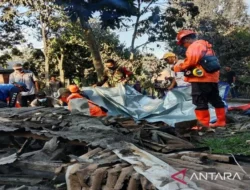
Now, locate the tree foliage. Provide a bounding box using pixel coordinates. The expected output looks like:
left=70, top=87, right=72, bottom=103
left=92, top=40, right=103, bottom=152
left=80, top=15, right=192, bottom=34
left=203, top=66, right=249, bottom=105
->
left=0, top=3, right=25, bottom=67
left=0, top=4, right=24, bottom=50
left=0, top=0, right=63, bottom=83
left=54, top=0, right=138, bottom=80
left=115, top=0, right=200, bottom=56
left=165, top=0, right=250, bottom=77
left=55, top=0, right=137, bottom=29
left=191, top=0, right=250, bottom=75
left=47, top=19, right=131, bottom=86
left=1, top=0, right=250, bottom=88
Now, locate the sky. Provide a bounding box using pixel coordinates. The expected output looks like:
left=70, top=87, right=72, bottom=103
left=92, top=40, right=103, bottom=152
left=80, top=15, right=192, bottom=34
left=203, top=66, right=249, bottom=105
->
left=24, top=0, right=250, bottom=59
left=247, top=0, right=250, bottom=13
left=21, top=0, right=165, bottom=58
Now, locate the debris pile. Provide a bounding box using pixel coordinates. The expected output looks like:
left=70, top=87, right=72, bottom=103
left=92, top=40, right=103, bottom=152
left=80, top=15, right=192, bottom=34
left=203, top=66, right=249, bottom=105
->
left=0, top=107, right=250, bottom=190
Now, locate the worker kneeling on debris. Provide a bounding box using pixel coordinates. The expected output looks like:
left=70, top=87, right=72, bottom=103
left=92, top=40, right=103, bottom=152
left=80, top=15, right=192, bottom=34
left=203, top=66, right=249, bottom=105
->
left=0, top=82, right=29, bottom=108
left=56, top=85, right=107, bottom=117
left=173, top=30, right=226, bottom=129
left=30, top=91, right=60, bottom=107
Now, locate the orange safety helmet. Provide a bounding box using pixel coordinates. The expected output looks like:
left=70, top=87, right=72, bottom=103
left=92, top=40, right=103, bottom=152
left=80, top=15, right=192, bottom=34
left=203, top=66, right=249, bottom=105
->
left=68, top=85, right=80, bottom=93
left=177, top=30, right=196, bottom=45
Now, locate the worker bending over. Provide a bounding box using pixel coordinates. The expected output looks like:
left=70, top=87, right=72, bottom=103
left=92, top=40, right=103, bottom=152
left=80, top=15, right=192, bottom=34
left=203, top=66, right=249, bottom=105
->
left=30, top=91, right=60, bottom=107
left=0, top=82, right=29, bottom=108
left=57, top=85, right=107, bottom=117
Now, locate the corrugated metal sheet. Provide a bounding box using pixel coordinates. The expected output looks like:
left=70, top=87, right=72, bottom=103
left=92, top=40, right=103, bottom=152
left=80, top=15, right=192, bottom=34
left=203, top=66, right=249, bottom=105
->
left=113, top=143, right=202, bottom=190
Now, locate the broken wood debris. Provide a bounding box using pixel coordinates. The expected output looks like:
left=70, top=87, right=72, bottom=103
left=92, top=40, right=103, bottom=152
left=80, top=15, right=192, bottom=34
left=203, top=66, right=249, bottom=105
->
left=0, top=107, right=249, bottom=190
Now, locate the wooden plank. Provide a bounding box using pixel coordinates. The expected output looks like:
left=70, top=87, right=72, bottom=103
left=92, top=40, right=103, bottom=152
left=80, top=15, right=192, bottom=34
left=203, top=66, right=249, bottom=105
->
left=79, top=148, right=102, bottom=160
left=90, top=167, right=109, bottom=190
left=13, top=161, right=62, bottom=173
left=155, top=130, right=194, bottom=147
left=188, top=152, right=230, bottom=162
left=103, top=164, right=124, bottom=190
left=180, top=155, right=202, bottom=164
left=17, top=138, right=32, bottom=156
left=127, top=173, right=140, bottom=190
left=114, top=166, right=134, bottom=190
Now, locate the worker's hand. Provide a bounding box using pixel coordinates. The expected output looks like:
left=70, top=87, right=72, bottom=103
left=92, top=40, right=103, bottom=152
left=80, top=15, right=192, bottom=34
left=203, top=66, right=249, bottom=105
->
left=92, top=84, right=97, bottom=88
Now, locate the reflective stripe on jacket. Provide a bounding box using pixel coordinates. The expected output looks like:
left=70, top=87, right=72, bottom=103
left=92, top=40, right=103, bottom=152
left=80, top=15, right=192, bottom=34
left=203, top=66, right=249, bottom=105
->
left=0, top=84, right=20, bottom=107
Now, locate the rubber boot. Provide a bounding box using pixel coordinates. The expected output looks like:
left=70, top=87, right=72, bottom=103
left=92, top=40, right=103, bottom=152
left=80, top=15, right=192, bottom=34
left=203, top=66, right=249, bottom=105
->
left=210, top=108, right=226, bottom=127
left=191, top=110, right=210, bottom=130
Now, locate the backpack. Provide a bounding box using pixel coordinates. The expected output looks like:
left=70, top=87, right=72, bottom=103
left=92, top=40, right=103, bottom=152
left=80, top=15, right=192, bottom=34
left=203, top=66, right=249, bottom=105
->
left=199, top=45, right=221, bottom=73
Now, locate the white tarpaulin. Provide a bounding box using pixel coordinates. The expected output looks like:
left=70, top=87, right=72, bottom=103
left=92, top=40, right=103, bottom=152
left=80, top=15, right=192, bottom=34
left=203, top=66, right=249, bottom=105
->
left=81, top=82, right=229, bottom=126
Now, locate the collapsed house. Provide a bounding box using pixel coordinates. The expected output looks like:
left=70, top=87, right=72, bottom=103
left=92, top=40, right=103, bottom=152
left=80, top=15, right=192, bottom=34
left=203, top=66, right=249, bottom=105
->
left=0, top=106, right=250, bottom=190
left=0, top=84, right=250, bottom=189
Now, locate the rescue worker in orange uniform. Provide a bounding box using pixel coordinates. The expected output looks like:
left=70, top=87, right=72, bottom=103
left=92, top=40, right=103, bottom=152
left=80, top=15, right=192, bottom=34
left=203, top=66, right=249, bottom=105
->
left=173, top=30, right=226, bottom=129
left=67, top=85, right=84, bottom=100
left=67, top=85, right=107, bottom=117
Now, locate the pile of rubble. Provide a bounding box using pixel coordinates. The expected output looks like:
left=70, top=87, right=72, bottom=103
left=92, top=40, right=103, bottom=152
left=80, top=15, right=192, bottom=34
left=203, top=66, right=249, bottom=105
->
left=0, top=107, right=250, bottom=190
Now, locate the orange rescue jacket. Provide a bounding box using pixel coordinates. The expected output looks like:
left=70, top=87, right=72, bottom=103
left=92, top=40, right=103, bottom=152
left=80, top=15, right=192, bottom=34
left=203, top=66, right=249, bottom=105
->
left=174, top=40, right=219, bottom=83
left=67, top=93, right=107, bottom=117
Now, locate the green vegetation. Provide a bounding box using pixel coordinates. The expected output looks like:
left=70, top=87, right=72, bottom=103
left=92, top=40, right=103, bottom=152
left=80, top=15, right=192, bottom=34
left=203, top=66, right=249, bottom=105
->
left=0, top=0, right=249, bottom=89
left=199, top=133, right=250, bottom=156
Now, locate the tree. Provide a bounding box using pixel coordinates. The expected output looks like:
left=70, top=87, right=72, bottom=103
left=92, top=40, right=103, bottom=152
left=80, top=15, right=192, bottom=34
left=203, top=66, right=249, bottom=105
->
left=114, top=0, right=199, bottom=58
left=128, top=0, right=161, bottom=54
left=165, top=0, right=250, bottom=82
left=49, top=31, right=91, bottom=85
left=0, top=3, right=25, bottom=67
left=0, top=54, right=12, bottom=68
left=55, top=0, right=137, bottom=80
left=49, top=19, right=131, bottom=86
left=192, top=0, right=248, bottom=23
left=0, top=4, right=24, bottom=50
left=190, top=0, right=250, bottom=74
left=1, top=0, right=64, bottom=83
left=8, top=46, right=45, bottom=77
left=48, top=16, right=87, bottom=85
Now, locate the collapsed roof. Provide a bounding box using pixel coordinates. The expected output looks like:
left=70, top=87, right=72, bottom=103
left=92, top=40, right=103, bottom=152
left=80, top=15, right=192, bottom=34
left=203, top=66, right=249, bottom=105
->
left=0, top=106, right=250, bottom=190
